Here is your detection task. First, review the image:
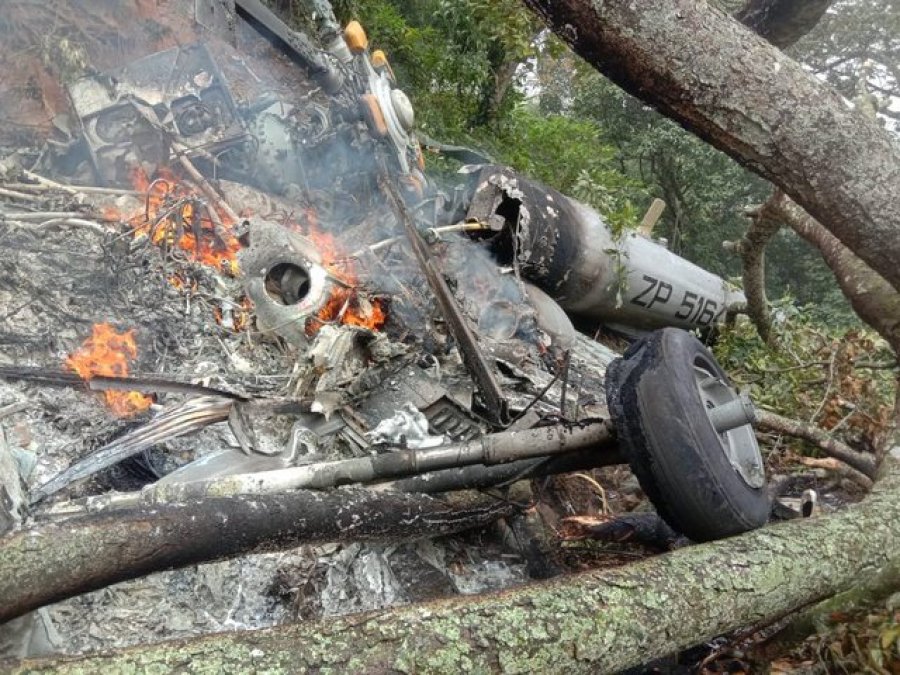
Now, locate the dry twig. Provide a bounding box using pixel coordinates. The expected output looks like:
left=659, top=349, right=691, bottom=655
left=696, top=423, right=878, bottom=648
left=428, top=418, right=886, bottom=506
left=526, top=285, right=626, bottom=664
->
left=798, top=456, right=873, bottom=490
left=756, top=409, right=876, bottom=478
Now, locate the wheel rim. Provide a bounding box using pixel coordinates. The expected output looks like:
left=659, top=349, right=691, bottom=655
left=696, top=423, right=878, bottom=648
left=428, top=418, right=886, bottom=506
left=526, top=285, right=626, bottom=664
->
left=693, top=358, right=765, bottom=489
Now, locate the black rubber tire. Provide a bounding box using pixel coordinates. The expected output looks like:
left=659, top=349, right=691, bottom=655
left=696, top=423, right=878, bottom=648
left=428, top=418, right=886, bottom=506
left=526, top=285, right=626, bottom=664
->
left=605, top=328, right=770, bottom=542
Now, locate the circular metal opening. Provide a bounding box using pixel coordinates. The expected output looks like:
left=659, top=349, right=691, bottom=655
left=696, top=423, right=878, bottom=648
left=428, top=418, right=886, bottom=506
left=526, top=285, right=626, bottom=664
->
left=693, top=356, right=765, bottom=489
left=478, top=300, right=520, bottom=340
left=265, top=262, right=311, bottom=306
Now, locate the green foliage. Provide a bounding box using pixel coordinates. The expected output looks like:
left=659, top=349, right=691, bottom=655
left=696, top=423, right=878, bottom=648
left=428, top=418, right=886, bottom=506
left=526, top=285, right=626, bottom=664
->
left=341, top=0, right=873, bottom=326
left=472, top=106, right=644, bottom=220
left=341, top=0, right=538, bottom=132
left=571, top=70, right=770, bottom=277
left=342, top=0, right=475, bottom=131
left=765, top=229, right=857, bottom=325
left=431, top=0, right=537, bottom=63
left=715, top=302, right=896, bottom=455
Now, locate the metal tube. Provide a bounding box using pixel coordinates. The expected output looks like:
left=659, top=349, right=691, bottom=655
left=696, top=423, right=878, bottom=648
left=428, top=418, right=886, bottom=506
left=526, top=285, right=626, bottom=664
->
left=372, top=445, right=625, bottom=494
left=464, top=166, right=746, bottom=332
left=708, top=394, right=757, bottom=433
left=40, top=421, right=616, bottom=516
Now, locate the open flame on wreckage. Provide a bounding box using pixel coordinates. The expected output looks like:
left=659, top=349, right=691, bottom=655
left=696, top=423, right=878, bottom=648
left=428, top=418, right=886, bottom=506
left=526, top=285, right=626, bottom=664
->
left=72, top=164, right=387, bottom=417
left=0, top=0, right=770, bottom=661
left=65, top=323, right=153, bottom=417
left=123, top=167, right=386, bottom=335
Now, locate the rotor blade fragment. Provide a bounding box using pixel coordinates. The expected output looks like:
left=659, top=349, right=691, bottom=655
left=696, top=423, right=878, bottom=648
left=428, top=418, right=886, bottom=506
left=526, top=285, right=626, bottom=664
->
left=380, top=176, right=509, bottom=425
left=29, top=396, right=234, bottom=504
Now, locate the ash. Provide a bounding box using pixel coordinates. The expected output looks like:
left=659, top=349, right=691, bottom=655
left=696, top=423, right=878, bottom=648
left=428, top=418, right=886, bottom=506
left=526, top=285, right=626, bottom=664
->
left=0, top=0, right=621, bottom=658
left=0, top=172, right=608, bottom=654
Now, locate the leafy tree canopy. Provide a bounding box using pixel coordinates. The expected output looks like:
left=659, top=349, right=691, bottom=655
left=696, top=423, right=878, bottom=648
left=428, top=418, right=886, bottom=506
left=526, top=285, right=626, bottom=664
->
left=333, top=0, right=893, bottom=321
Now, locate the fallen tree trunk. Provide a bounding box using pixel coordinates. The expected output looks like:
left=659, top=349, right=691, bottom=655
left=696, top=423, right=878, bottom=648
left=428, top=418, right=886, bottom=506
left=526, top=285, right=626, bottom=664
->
left=12, top=458, right=900, bottom=674
left=0, top=489, right=517, bottom=624
left=520, top=0, right=900, bottom=293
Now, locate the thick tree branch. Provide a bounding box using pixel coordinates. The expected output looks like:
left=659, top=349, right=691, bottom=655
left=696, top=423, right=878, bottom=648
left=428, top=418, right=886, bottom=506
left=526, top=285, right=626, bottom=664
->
left=520, top=0, right=900, bottom=293
left=11, top=458, right=900, bottom=674
left=756, top=409, right=877, bottom=478
left=733, top=0, right=834, bottom=49
left=733, top=196, right=782, bottom=343
left=765, top=191, right=900, bottom=354
left=0, top=489, right=518, bottom=624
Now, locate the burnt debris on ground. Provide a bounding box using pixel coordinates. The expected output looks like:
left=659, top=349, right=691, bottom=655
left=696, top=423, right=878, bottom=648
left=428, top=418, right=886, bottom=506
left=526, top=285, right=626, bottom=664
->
left=0, top=0, right=632, bottom=656
left=0, top=0, right=811, bottom=662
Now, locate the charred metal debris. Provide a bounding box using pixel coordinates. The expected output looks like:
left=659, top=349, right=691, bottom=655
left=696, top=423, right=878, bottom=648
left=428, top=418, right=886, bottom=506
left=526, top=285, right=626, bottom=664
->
left=0, top=0, right=760, bottom=658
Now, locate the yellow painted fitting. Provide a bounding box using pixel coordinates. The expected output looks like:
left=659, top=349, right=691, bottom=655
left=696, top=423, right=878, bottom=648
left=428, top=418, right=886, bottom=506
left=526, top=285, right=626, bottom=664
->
left=344, top=21, right=368, bottom=54
left=360, top=94, right=388, bottom=137
left=371, top=49, right=388, bottom=68
left=371, top=49, right=396, bottom=81
left=402, top=174, right=424, bottom=198
left=415, top=142, right=425, bottom=171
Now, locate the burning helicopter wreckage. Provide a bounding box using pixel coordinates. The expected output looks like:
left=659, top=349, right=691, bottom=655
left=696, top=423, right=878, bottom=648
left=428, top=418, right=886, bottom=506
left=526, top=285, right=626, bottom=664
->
left=0, top=0, right=767, bottom=659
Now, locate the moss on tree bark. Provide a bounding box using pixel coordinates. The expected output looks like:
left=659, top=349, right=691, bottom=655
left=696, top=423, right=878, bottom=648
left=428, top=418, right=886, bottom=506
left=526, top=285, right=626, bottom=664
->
left=10, top=459, right=900, bottom=674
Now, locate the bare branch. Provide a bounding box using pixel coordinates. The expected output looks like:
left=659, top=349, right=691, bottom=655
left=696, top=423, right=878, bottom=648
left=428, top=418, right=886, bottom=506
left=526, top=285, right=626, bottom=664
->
left=756, top=409, right=876, bottom=478
left=736, top=192, right=783, bottom=343
left=797, top=457, right=873, bottom=490
left=0, top=489, right=517, bottom=624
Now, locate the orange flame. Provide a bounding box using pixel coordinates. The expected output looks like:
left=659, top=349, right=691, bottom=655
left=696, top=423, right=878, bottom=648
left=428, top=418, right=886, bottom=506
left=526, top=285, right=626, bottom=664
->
left=295, top=214, right=387, bottom=333
left=128, top=167, right=242, bottom=274
left=306, top=286, right=386, bottom=334
left=213, top=295, right=253, bottom=332
left=111, top=169, right=386, bottom=333
left=65, top=323, right=153, bottom=417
